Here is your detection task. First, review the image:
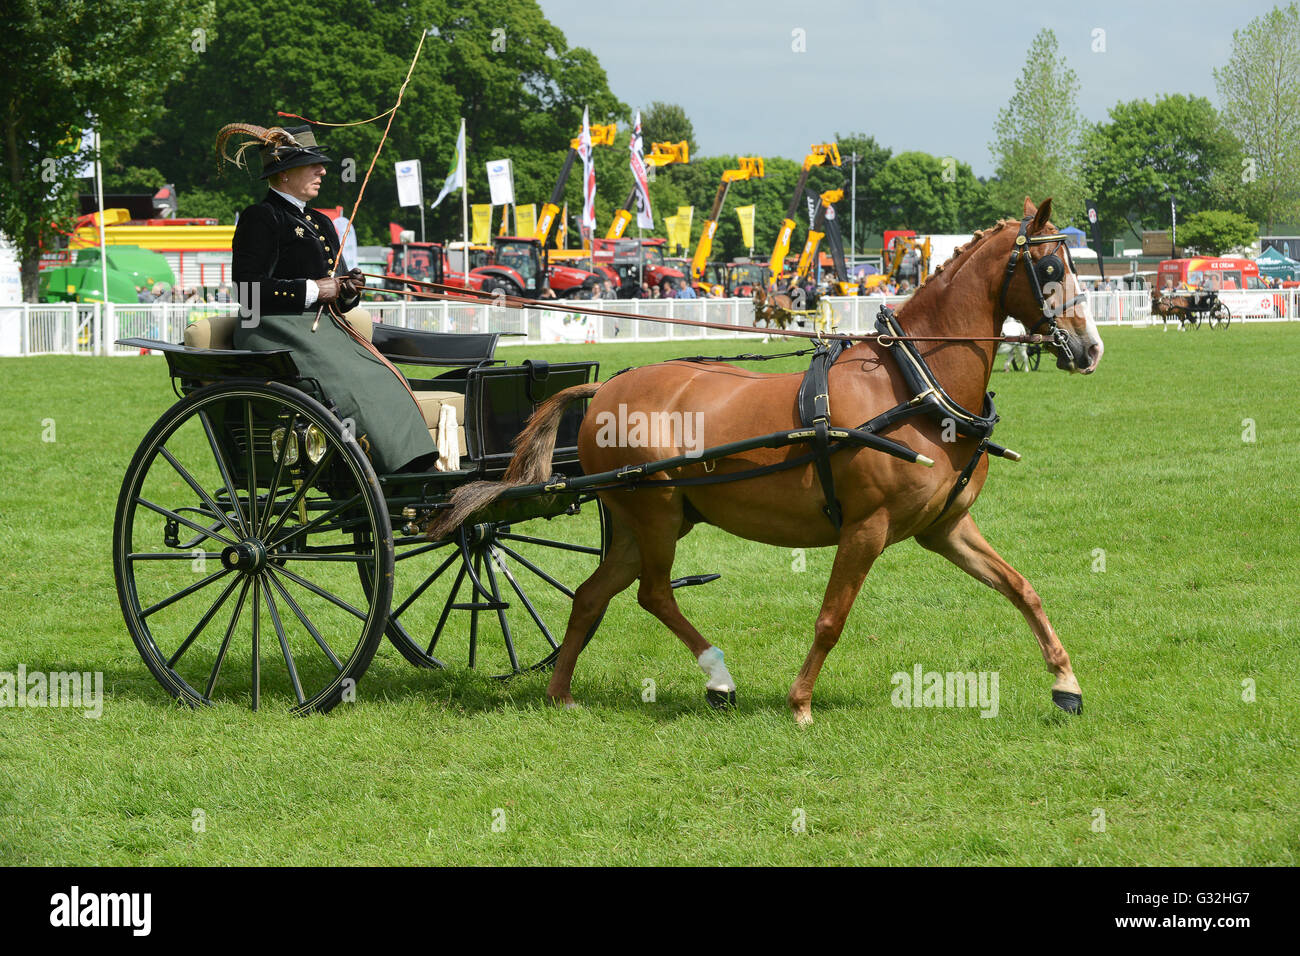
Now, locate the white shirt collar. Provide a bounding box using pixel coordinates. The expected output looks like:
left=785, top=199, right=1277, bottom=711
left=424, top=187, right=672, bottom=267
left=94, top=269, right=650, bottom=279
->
left=270, top=187, right=306, bottom=212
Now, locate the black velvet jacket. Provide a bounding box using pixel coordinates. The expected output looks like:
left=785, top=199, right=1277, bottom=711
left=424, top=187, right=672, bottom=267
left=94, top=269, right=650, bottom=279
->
left=232, top=190, right=357, bottom=315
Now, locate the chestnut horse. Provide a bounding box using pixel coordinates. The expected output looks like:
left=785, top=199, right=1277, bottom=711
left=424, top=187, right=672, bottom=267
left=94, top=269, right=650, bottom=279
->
left=436, top=198, right=1104, bottom=723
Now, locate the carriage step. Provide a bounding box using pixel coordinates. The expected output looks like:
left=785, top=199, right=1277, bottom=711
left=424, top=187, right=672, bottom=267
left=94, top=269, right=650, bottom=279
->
left=450, top=601, right=510, bottom=611
left=671, top=573, right=722, bottom=589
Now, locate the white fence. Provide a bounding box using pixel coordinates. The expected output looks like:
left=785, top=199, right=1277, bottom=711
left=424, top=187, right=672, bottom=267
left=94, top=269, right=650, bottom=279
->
left=2, top=290, right=1297, bottom=357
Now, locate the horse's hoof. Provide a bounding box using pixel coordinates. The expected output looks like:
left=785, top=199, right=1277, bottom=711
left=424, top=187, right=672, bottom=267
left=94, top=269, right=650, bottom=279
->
left=706, top=688, right=737, bottom=711
left=1052, top=690, right=1083, bottom=715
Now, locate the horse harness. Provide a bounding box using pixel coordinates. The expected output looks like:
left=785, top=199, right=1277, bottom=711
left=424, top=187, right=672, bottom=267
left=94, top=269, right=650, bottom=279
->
left=606, top=215, right=1077, bottom=531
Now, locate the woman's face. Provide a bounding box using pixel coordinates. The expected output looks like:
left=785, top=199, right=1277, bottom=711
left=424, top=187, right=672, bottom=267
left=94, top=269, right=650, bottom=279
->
left=277, top=163, right=326, bottom=201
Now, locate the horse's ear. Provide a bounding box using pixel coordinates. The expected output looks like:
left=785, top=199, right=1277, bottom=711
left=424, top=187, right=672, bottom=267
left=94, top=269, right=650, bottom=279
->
left=1032, top=198, right=1054, bottom=230
left=1022, top=196, right=1037, bottom=217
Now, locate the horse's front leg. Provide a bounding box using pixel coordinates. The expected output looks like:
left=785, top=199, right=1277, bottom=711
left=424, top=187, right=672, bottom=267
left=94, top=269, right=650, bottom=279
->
left=788, top=520, right=887, bottom=725
left=917, top=512, right=1083, bottom=713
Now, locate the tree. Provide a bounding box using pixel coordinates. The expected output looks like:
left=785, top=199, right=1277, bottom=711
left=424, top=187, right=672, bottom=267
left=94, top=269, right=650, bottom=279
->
left=832, top=132, right=891, bottom=252
left=640, top=102, right=696, bottom=156
left=1214, top=3, right=1300, bottom=233
left=1173, top=210, right=1258, bottom=256
left=116, top=0, right=626, bottom=246
left=1083, top=95, right=1246, bottom=245
left=0, top=0, right=215, bottom=299
left=988, top=29, right=1086, bottom=225
left=869, top=151, right=991, bottom=234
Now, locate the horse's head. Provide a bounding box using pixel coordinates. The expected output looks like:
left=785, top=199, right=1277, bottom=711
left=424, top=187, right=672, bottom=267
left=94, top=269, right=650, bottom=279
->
left=997, top=198, right=1104, bottom=374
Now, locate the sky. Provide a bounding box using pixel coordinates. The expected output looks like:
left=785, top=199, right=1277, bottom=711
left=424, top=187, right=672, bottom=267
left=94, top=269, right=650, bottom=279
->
left=538, top=0, right=1283, bottom=177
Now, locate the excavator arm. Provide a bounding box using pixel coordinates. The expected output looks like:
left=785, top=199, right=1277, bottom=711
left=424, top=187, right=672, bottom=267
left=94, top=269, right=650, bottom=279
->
left=606, top=141, right=689, bottom=240
left=690, top=156, right=764, bottom=282
left=767, top=143, right=840, bottom=286
left=537, top=123, right=617, bottom=248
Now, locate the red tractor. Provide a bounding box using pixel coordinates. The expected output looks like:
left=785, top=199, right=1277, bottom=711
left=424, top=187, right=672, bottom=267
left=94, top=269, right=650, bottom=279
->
left=474, top=235, right=603, bottom=299
left=590, top=238, right=687, bottom=296
left=382, top=241, right=485, bottom=299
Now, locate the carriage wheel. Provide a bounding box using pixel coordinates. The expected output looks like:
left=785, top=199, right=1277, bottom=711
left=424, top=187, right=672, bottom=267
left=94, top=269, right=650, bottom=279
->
left=1210, top=303, right=1231, bottom=329
left=114, top=382, right=393, bottom=714
left=357, top=500, right=610, bottom=678
left=1188, top=310, right=1203, bottom=330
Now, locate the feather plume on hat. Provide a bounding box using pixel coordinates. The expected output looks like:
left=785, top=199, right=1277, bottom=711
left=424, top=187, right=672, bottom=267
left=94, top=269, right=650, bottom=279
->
left=214, top=123, right=304, bottom=172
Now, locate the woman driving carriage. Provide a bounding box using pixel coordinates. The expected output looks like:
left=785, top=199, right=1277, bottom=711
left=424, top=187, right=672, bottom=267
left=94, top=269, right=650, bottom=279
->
left=216, top=122, right=438, bottom=474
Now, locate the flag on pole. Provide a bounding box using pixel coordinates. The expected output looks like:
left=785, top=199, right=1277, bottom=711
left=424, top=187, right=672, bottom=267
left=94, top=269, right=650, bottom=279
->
left=629, top=111, right=654, bottom=229
left=578, top=106, right=597, bottom=233
left=431, top=118, right=466, bottom=209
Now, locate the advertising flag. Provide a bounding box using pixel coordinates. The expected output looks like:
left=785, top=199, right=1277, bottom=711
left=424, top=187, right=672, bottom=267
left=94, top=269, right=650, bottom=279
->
left=471, top=204, right=493, bottom=244
left=1085, top=199, right=1105, bottom=280
left=629, top=111, right=655, bottom=229
left=394, top=160, right=423, bottom=207
left=516, top=204, right=537, bottom=239
left=735, top=205, right=756, bottom=251
left=579, top=107, right=597, bottom=233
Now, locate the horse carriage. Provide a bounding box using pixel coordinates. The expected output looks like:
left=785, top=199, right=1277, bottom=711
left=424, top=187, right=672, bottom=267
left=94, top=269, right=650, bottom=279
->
left=114, top=200, right=1101, bottom=723
left=1150, top=288, right=1232, bottom=330
left=114, top=312, right=619, bottom=713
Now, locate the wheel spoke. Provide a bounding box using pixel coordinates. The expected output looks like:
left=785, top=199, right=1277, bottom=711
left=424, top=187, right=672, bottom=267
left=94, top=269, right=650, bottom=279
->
left=168, top=573, right=244, bottom=667
left=392, top=548, right=461, bottom=619
left=261, top=445, right=339, bottom=544
left=159, top=445, right=244, bottom=540
left=205, top=577, right=251, bottom=699
left=129, top=551, right=223, bottom=562
left=141, top=566, right=233, bottom=619
left=251, top=577, right=261, bottom=711
left=244, top=399, right=259, bottom=541
left=266, top=570, right=341, bottom=671
left=135, top=497, right=237, bottom=548
left=274, top=551, right=376, bottom=563
left=258, top=411, right=299, bottom=533
left=263, top=478, right=349, bottom=550
left=490, top=546, right=558, bottom=651
left=262, top=578, right=304, bottom=705
left=200, top=409, right=250, bottom=537
left=494, top=543, right=575, bottom=598
left=469, top=553, right=481, bottom=668
left=481, top=549, right=519, bottom=672
left=393, top=539, right=457, bottom=562
left=274, top=564, right=369, bottom=621
left=428, top=562, right=469, bottom=657
left=495, top=531, right=601, bottom=555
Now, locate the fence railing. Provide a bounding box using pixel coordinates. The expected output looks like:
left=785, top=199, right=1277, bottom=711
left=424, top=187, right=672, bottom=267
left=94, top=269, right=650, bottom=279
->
left=2, top=290, right=1296, bottom=357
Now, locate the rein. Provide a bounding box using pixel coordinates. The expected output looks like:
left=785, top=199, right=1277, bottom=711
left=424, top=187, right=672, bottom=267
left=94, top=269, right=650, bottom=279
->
left=359, top=273, right=1054, bottom=346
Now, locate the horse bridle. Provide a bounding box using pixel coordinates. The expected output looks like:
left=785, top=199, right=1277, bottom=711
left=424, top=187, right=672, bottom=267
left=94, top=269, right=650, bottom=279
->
left=998, top=215, right=1085, bottom=352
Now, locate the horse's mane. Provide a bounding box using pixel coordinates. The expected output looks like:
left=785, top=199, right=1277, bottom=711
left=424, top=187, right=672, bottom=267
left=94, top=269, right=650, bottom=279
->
left=926, top=218, right=1019, bottom=283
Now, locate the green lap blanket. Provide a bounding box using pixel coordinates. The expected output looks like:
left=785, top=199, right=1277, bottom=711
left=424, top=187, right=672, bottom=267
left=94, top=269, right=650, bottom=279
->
left=234, top=312, right=436, bottom=474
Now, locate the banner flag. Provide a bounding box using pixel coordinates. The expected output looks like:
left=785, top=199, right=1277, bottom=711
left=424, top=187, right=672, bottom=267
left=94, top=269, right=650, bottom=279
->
left=579, top=106, right=597, bottom=231
left=676, top=205, right=694, bottom=254
left=431, top=119, right=466, bottom=209
left=629, top=111, right=655, bottom=229
left=395, top=160, right=422, bottom=207
left=471, top=204, right=493, bottom=244
left=516, top=203, right=537, bottom=239
left=486, top=158, right=515, bottom=206
left=736, top=205, right=756, bottom=251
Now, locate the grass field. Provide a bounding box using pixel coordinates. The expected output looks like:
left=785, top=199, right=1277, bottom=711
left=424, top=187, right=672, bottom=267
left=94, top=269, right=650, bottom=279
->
left=0, top=323, right=1296, bottom=866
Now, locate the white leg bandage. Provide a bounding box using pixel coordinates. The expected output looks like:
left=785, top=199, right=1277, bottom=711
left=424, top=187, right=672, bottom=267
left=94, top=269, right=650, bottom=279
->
left=697, top=646, right=735, bottom=693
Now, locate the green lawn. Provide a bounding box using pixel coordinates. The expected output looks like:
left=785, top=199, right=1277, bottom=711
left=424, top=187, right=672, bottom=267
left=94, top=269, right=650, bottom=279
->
left=0, top=324, right=1296, bottom=865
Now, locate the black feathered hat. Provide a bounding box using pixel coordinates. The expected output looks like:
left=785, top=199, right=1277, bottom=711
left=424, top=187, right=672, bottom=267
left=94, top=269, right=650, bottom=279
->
left=215, top=123, right=332, bottom=180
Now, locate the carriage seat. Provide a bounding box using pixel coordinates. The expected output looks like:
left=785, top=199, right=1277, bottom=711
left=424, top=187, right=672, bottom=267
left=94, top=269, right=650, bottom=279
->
left=183, top=310, right=466, bottom=459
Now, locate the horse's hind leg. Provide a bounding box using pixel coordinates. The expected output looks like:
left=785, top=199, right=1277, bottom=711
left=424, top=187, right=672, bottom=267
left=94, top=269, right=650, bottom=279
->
left=917, top=512, right=1083, bottom=714
left=788, top=522, right=886, bottom=725
left=546, top=507, right=641, bottom=708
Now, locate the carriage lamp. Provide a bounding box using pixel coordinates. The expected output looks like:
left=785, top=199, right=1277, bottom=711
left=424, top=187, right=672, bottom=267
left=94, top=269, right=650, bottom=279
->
left=270, top=427, right=300, bottom=466
left=304, top=425, right=328, bottom=464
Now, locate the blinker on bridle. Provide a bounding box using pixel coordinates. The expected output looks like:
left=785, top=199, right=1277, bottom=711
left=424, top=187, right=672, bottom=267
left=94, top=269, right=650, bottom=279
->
left=998, top=215, right=1085, bottom=353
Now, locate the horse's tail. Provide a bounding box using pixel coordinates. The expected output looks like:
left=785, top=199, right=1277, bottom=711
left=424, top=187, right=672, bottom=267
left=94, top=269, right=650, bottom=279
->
left=423, top=381, right=603, bottom=540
